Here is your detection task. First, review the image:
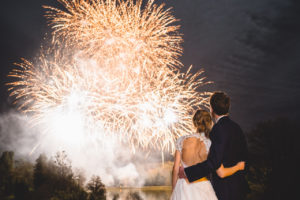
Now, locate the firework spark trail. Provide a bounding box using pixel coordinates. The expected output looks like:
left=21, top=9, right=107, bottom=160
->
left=43, top=0, right=183, bottom=77
left=7, top=0, right=210, bottom=153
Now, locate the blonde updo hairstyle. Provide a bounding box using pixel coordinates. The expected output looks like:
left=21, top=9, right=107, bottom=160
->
left=192, top=109, right=213, bottom=138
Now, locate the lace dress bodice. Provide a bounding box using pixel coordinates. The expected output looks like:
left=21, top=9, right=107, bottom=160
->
left=175, top=132, right=211, bottom=167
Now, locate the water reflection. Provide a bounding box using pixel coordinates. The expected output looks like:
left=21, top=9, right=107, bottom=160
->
left=107, top=187, right=172, bottom=200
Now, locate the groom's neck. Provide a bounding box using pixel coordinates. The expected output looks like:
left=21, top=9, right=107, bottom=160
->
left=215, top=114, right=228, bottom=123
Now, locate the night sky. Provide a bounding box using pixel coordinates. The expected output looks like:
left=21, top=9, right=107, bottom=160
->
left=1, top=0, right=300, bottom=131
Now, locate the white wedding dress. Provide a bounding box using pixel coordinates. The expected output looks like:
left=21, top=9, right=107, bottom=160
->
left=170, top=133, right=218, bottom=200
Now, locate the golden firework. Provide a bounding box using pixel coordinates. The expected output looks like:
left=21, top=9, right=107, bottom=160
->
left=44, top=0, right=182, bottom=72
left=7, top=0, right=210, bottom=153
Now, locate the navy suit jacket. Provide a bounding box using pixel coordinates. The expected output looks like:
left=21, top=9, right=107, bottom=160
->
left=184, top=116, right=249, bottom=200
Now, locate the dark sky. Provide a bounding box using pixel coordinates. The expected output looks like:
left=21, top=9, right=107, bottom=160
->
left=1, top=0, right=300, bottom=131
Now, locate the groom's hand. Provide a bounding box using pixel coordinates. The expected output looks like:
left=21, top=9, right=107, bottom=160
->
left=178, top=166, right=187, bottom=179
left=237, top=161, right=245, bottom=170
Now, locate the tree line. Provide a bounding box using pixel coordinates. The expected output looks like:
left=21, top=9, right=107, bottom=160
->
left=0, top=151, right=106, bottom=200
left=245, top=117, right=298, bottom=199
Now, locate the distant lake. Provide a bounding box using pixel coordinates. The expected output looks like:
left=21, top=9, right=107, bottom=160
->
left=106, top=186, right=172, bottom=200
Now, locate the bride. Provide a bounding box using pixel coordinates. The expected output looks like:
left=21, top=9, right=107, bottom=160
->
left=170, top=110, right=244, bottom=200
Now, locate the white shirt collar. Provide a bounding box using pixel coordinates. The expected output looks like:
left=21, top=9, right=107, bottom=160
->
left=216, top=115, right=227, bottom=123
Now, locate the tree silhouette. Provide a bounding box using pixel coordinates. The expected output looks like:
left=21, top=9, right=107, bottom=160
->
left=87, top=175, right=106, bottom=200
left=246, top=117, right=298, bottom=199
left=14, top=159, right=34, bottom=200
left=32, top=151, right=89, bottom=200
left=33, top=154, right=48, bottom=189
left=0, top=151, right=14, bottom=197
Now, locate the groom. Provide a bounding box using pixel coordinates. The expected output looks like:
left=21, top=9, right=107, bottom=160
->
left=180, top=91, right=249, bottom=200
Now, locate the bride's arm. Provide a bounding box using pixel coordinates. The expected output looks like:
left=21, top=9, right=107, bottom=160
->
left=216, top=161, right=245, bottom=178
left=172, top=150, right=181, bottom=190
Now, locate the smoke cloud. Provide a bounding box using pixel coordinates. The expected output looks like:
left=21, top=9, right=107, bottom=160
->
left=0, top=110, right=173, bottom=187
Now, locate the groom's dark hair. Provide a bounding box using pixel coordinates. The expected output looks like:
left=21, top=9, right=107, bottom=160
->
left=210, top=91, right=230, bottom=115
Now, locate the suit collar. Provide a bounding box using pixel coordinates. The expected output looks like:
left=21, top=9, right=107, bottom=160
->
left=216, top=115, right=229, bottom=124
left=210, top=116, right=229, bottom=139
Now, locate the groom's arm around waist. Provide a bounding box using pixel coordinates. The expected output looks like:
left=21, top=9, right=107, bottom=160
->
left=184, top=160, right=211, bottom=182
left=184, top=125, right=227, bottom=182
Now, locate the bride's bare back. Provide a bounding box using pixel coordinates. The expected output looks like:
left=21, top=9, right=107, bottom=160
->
left=181, top=137, right=208, bottom=167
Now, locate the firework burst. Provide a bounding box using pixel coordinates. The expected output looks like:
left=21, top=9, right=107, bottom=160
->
left=43, top=0, right=183, bottom=76
left=7, top=0, right=210, bottom=153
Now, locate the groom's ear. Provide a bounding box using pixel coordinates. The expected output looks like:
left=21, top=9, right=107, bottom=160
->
left=209, top=105, right=213, bottom=113
left=209, top=106, right=215, bottom=117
